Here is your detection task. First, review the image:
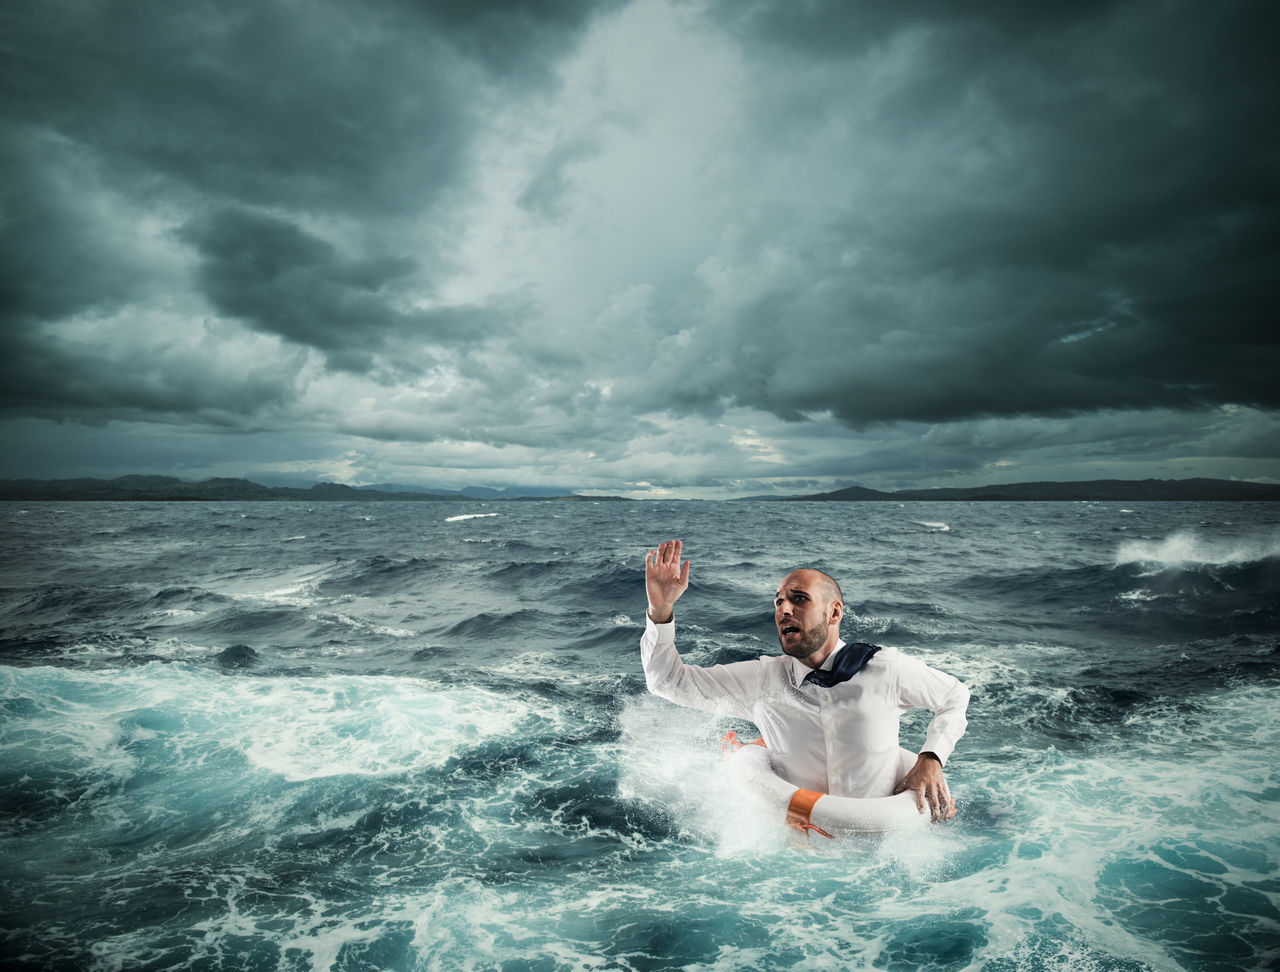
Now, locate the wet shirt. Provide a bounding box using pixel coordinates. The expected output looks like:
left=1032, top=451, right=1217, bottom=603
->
left=640, top=615, right=970, bottom=798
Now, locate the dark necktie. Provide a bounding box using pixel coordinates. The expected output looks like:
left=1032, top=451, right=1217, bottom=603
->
left=802, top=642, right=881, bottom=687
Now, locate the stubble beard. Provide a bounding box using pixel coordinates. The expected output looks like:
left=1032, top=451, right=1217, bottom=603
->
left=780, top=620, right=828, bottom=660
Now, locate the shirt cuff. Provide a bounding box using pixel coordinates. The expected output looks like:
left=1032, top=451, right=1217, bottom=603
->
left=645, top=608, right=675, bottom=630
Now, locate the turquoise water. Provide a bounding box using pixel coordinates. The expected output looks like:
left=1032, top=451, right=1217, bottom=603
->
left=2, top=501, right=1278, bottom=969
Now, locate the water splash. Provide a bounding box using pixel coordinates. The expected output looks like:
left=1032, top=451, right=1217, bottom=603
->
left=1115, top=529, right=1280, bottom=567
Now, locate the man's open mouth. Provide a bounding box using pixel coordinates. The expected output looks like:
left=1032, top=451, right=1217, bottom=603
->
left=780, top=624, right=801, bottom=636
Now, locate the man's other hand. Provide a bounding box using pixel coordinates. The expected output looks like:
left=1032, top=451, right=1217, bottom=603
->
left=893, top=753, right=956, bottom=822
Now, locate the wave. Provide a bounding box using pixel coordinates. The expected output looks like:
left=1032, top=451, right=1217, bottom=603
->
left=315, top=555, right=445, bottom=595
left=950, top=551, right=1280, bottom=648
left=446, top=512, right=501, bottom=522
left=306, top=612, right=415, bottom=639
left=443, top=607, right=556, bottom=640
left=10, top=585, right=234, bottom=624
left=1115, top=529, right=1280, bottom=568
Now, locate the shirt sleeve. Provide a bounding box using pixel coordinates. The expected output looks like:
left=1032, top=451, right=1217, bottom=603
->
left=640, top=612, right=765, bottom=719
left=893, top=653, right=970, bottom=766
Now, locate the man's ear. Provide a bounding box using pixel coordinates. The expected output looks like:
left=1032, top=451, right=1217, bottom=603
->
left=830, top=601, right=843, bottom=625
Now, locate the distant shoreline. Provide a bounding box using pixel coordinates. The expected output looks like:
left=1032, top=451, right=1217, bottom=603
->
left=1, top=475, right=1277, bottom=502
left=0, top=476, right=625, bottom=503
left=754, top=477, right=1280, bottom=503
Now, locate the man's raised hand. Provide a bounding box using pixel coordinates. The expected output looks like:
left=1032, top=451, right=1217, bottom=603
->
left=645, top=540, right=690, bottom=624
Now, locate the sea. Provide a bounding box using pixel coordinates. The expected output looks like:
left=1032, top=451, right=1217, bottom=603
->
left=1, top=499, right=1277, bottom=972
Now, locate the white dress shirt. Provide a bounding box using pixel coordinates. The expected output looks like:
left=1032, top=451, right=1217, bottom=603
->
left=640, top=614, right=970, bottom=798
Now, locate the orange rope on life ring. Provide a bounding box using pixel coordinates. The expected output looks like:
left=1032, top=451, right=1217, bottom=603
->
left=785, top=788, right=833, bottom=839
left=719, top=732, right=835, bottom=838
left=718, top=730, right=766, bottom=754
left=720, top=732, right=938, bottom=837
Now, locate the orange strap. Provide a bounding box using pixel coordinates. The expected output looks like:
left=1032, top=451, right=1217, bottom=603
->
left=721, top=734, right=830, bottom=837
left=718, top=731, right=768, bottom=754
left=786, top=788, right=833, bottom=839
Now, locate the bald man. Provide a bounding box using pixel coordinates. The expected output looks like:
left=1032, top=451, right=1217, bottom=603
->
left=641, top=540, right=969, bottom=821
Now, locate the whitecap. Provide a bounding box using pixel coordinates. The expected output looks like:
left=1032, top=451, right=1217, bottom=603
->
left=254, top=582, right=318, bottom=607
left=1115, top=528, right=1280, bottom=567
left=446, top=513, right=500, bottom=522
left=307, top=611, right=414, bottom=638
left=915, top=521, right=951, bottom=532
left=1117, top=588, right=1159, bottom=603
left=242, top=678, right=537, bottom=781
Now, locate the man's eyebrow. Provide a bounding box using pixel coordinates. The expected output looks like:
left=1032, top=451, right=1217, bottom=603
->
left=775, top=586, right=811, bottom=599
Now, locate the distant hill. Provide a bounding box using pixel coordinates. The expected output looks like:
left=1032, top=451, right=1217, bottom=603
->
left=761, top=478, right=1280, bottom=502
left=356, top=483, right=578, bottom=499
left=4, top=474, right=1275, bottom=503
left=0, top=476, right=618, bottom=502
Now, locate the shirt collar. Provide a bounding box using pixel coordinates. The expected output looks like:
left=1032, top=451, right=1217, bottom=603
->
left=786, top=639, right=847, bottom=687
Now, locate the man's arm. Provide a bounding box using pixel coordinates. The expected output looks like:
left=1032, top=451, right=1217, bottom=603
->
left=639, top=540, right=762, bottom=717
left=892, top=656, right=970, bottom=822
left=645, top=539, right=689, bottom=623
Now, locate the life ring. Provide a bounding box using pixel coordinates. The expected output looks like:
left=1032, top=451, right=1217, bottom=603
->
left=720, top=732, right=945, bottom=838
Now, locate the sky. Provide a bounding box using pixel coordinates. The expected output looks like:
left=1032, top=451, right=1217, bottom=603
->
left=2, top=0, right=1278, bottom=498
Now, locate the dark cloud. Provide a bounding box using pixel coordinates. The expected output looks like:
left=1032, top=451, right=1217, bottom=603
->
left=647, top=0, right=1280, bottom=429
left=1, top=0, right=572, bottom=396
left=0, top=321, right=304, bottom=425
left=406, top=0, right=627, bottom=79
left=708, top=0, right=1120, bottom=59
left=3, top=2, right=454, bottom=215
left=0, top=131, right=140, bottom=324
left=179, top=206, right=519, bottom=372
left=0, top=0, right=1275, bottom=491
left=1, top=0, right=611, bottom=215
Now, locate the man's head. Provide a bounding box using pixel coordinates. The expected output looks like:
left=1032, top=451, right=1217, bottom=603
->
left=774, top=568, right=843, bottom=667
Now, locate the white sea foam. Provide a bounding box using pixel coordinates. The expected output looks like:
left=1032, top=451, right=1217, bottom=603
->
left=240, top=678, right=537, bottom=781
left=915, top=520, right=952, bottom=532
left=255, top=582, right=318, bottom=606
left=1115, top=528, right=1280, bottom=567
left=844, top=609, right=894, bottom=635
left=92, top=876, right=390, bottom=972
left=2, top=664, right=543, bottom=789
left=447, top=513, right=500, bottom=522
left=218, top=563, right=332, bottom=607
left=1117, top=588, right=1159, bottom=603
left=615, top=697, right=783, bottom=854
left=307, top=611, right=414, bottom=638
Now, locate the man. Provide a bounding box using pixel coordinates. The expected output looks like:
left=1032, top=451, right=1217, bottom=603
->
left=641, top=539, right=969, bottom=821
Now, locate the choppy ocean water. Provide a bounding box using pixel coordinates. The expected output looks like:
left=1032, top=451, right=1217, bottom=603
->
left=1, top=499, right=1277, bottom=971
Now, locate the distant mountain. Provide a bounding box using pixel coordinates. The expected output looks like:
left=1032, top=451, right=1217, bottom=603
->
left=0, top=476, right=614, bottom=502
left=761, top=478, right=1280, bottom=502
left=357, top=483, right=580, bottom=499
left=5, top=474, right=1274, bottom=503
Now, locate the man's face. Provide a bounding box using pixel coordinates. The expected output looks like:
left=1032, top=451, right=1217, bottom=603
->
left=774, top=570, right=838, bottom=661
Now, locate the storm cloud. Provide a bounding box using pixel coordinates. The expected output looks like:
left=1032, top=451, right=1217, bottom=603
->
left=1, top=0, right=1276, bottom=494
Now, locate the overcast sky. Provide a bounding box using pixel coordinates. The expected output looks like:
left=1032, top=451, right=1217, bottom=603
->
left=2, top=0, right=1277, bottom=497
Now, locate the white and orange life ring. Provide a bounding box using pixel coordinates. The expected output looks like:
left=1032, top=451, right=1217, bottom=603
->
left=720, top=732, right=949, bottom=838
